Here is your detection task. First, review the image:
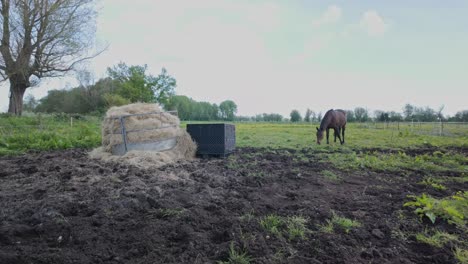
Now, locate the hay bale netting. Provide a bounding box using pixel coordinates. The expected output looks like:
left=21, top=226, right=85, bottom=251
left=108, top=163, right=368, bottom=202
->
left=90, top=103, right=197, bottom=168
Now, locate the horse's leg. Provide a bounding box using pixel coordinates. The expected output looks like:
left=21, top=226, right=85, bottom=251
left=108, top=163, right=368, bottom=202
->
left=334, top=129, right=337, bottom=143
left=342, top=126, right=346, bottom=144
left=326, top=128, right=330, bottom=144
left=335, top=127, right=342, bottom=144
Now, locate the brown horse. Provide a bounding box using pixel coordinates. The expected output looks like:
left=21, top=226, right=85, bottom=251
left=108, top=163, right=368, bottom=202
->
left=316, top=109, right=347, bottom=145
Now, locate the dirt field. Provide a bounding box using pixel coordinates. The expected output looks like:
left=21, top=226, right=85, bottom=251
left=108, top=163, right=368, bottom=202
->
left=0, top=147, right=466, bottom=264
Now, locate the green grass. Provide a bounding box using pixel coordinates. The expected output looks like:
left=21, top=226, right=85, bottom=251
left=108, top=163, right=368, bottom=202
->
left=0, top=114, right=101, bottom=155
left=218, top=242, right=252, bottom=264
left=415, top=230, right=458, bottom=248
left=285, top=216, right=309, bottom=241
left=319, top=212, right=361, bottom=234
left=260, top=214, right=283, bottom=236
left=419, top=177, right=447, bottom=191
left=258, top=214, right=309, bottom=240
left=320, top=170, right=341, bottom=182
left=454, top=248, right=468, bottom=264
left=404, top=192, right=468, bottom=228
left=2, top=116, right=467, bottom=156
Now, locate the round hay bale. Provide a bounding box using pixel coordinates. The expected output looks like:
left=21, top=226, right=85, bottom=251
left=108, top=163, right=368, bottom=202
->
left=90, top=103, right=196, bottom=168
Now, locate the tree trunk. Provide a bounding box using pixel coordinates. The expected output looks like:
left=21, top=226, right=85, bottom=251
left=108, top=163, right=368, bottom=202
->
left=8, top=81, right=28, bottom=116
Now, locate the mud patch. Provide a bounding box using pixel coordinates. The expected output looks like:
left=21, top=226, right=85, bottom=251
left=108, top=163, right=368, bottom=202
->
left=0, top=147, right=465, bottom=264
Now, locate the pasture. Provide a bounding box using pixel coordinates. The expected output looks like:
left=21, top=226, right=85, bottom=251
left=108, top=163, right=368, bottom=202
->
left=0, top=116, right=467, bottom=263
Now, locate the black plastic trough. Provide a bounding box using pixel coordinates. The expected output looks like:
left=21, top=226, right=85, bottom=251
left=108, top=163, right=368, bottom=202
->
left=186, top=123, right=236, bottom=157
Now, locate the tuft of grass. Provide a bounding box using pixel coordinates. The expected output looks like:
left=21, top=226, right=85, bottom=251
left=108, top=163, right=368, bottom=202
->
left=156, top=208, right=184, bottom=218
left=285, top=216, right=309, bottom=240
left=319, top=212, right=361, bottom=234
left=218, top=242, right=252, bottom=264
left=454, top=248, right=468, bottom=264
left=318, top=220, right=334, bottom=234
left=419, top=177, right=447, bottom=191
left=320, top=170, right=341, bottom=182
left=239, top=210, right=255, bottom=223
left=415, top=230, right=458, bottom=248
left=260, top=214, right=283, bottom=236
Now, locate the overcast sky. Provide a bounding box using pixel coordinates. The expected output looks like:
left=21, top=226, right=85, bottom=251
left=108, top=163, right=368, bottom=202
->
left=1, top=0, right=467, bottom=116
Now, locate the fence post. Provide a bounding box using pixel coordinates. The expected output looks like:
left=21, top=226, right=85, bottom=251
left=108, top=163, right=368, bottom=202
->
left=70, top=116, right=73, bottom=127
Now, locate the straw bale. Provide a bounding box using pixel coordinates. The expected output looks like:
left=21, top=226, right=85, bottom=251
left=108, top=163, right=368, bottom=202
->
left=90, top=103, right=196, bottom=168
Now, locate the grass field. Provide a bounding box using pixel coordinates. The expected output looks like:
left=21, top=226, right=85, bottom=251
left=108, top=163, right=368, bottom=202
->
left=1, top=115, right=467, bottom=156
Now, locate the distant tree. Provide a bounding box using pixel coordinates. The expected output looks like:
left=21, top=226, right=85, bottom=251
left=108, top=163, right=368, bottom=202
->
left=290, top=110, right=302, bottom=122
left=388, top=111, right=403, bottom=122
left=35, top=77, right=118, bottom=114
left=23, top=94, right=38, bottom=112
left=103, top=94, right=130, bottom=108
left=262, top=113, right=283, bottom=122
left=76, top=69, right=98, bottom=110
left=219, top=100, right=237, bottom=121
left=35, top=90, right=69, bottom=113
left=345, top=110, right=355, bottom=122
left=354, top=107, right=369, bottom=122
left=450, top=110, right=468, bottom=122
left=317, top=112, right=323, bottom=122
left=0, top=0, right=101, bottom=116
left=403, top=104, right=414, bottom=121
left=437, top=105, right=445, bottom=121
left=374, top=110, right=388, bottom=122
left=153, top=68, right=177, bottom=107
left=413, top=106, right=437, bottom=122
left=310, top=111, right=317, bottom=122
left=304, top=108, right=312, bottom=122
left=165, top=95, right=192, bottom=120
left=254, top=114, right=263, bottom=122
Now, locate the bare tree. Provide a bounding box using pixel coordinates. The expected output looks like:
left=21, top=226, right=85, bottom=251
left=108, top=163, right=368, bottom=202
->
left=0, top=0, right=102, bottom=115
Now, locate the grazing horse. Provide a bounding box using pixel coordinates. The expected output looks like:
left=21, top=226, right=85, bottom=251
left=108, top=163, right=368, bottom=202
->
left=316, top=109, right=347, bottom=145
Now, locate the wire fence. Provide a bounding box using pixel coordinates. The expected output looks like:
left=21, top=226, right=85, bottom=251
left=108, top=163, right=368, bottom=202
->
left=357, top=121, right=468, bottom=137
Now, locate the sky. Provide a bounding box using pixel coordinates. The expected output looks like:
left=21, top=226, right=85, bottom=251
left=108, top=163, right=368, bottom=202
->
left=1, top=0, right=467, bottom=117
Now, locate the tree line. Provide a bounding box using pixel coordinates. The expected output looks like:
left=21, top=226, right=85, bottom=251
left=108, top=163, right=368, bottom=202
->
left=17, top=61, right=467, bottom=123
left=236, top=106, right=467, bottom=123
left=281, top=105, right=467, bottom=123
left=23, top=62, right=238, bottom=121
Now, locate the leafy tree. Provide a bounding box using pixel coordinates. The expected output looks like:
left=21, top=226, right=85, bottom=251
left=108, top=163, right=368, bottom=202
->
left=345, top=110, right=356, bottom=122
left=219, top=100, right=237, bottom=121
left=103, top=93, right=130, bottom=107
left=165, top=95, right=222, bottom=121
left=23, top=94, right=38, bottom=112
left=263, top=113, right=283, bottom=122
left=354, top=107, right=369, bottom=122
left=450, top=110, right=468, bottom=122
left=317, top=112, right=323, bottom=122
left=0, top=0, right=100, bottom=115
left=388, top=111, right=403, bottom=122
left=403, top=104, right=414, bottom=121
left=154, top=68, right=176, bottom=107
left=107, top=63, right=176, bottom=106
left=304, top=108, right=312, bottom=122
left=290, top=110, right=302, bottom=122
left=34, top=77, right=118, bottom=114
left=35, top=89, right=68, bottom=113
left=165, top=95, right=193, bottom=120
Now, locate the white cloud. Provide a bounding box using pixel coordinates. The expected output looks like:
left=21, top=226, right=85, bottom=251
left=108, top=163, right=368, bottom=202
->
left=312, top=5, right=342, bottom=27
left=360, top=10, right=388, bottom=36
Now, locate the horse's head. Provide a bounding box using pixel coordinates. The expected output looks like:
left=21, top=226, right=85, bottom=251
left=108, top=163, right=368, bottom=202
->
left=316, top=127, right=324, bottom=145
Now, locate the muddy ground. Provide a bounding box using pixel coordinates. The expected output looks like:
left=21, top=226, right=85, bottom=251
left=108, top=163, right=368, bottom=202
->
left=0, top=147, right=466, bottom=264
